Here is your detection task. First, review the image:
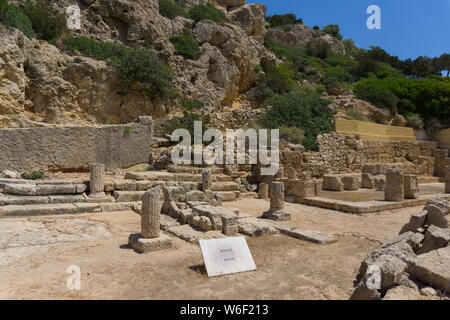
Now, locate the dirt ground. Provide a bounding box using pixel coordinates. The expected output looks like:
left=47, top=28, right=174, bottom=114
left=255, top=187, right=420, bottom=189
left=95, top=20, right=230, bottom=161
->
left=0, top=198, right=421, bottom=300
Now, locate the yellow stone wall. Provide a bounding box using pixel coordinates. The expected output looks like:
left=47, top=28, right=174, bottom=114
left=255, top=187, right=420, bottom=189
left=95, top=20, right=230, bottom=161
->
left=335, top=119, right=416, bottom=142
left=439, top=128, right=450, bottom=149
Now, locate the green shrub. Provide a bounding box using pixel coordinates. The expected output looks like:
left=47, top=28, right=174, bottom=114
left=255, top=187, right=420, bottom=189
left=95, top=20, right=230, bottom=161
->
left=21, top=0, right=66, bottom=42
left=313, top=25, right=319, bottom=30
left=345, top=109, right=369, bottom=122
left=170, top=32, right=202, bottom=60
left=0, top=0, right=35, bottom=38
left=280, top=25, right=292, bottom=32
left=354, top=77, right=450, bottom=122
left=321, top=66, right=354, bottom=92
left=406, top=113, right=424, bottom=129
left=21, top=170, right=44, bottom=180
left=267, top=13, right=302, bottom=27
left=253, top=64, right=262, bottom=72
left=251, top=62, right=299, bottom=103
left=322, top=24, right=343, bottom=40
left=325, top=54, right=357, bottom=71
left=354, top=80, right=399, bottom=110
left=279, top=126, right=304, bottom=144
left=181, top=98, right=204, bottom=110
left=158, top=0, right=186, bottom=19
left=188, top=3, right=225, bottom=24
left=259, top=91, right=333, bottom=150
left=63, top=36, right=175, bottom=98
left=264, top=38, right=307, bottom=70
left=315, top=83, right=326, bottom=95
left=306, top=39, right=331, bottom=60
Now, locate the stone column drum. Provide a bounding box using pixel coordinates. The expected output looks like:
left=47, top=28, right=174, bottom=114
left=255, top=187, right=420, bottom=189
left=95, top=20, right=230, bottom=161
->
left=141, top=189, right=161, bottom=238
left=258, top=183, right=269, bottom=199
left=404, top=174, right=419, bottom=199
left=262, top=182, right=291, bottom=221
left=128, top=189, right=172, bottom=253
left=202, top=169, right=212, bottom=191
left=90, top=164, right=105, bottom=194
left=385, top=168, right=404, bottom=202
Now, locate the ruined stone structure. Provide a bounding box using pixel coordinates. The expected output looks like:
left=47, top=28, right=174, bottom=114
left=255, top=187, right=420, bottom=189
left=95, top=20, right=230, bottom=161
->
left=258, top=183, right=269, bottom=199
left=202, top=169, right=212, bottom=191
left=404, top=174, right=419, bottom=199
left=89, top=164, right=105, bottom=195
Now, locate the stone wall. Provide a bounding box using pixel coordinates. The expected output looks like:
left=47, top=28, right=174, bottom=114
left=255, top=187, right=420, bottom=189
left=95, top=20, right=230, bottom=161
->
left=280, top=132, right=438, bottom=178
left=335, top=119, right=416, bottom=142
left=0, top=119, right=153, bottom=172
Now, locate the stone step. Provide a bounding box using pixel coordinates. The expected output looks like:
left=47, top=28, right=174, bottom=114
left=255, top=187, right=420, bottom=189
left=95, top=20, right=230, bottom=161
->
left=211, top=182, right=240, bottom=192
left=167, top=165, right=224, bottom=175
left=0, top=182, right=87, bottom=196
left=0, top=194, right=85, bottom=206
left=275, top=224, right=337, bottom=244
left=418, top=176, right=441, bottom=184
left=113, top=191, right=145, bottom=202
left=0, top=201, right=140, bottom=217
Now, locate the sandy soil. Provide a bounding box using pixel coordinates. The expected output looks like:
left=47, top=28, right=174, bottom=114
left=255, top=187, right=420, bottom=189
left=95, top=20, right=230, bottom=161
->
left=0, top=199, right=421, bottom=300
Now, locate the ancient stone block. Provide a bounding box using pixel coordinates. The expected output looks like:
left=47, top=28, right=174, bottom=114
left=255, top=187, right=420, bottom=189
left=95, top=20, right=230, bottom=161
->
left=426, top=204, right=448, bottom=228
left=417, top=228, right=450, bottom=255
left=404, top=174, right=419, bottom=199
left=385, top=168, right=404, bottom=202
left=128, top=233, right=172, bottom=253
left=342, top=176, right=359, bottom=191
left=322, top=175, right=344, bottom=191
left=287, top=167, right=297, bottom=180
left=399, top=211, right=427, bottom=234
left=410, top=247, right=450, bottom=290
left=445, top=166, right=450, bottom=194
left=361, top=173, right=375, bottom=189
left=141, top=189, right=161, bottom=239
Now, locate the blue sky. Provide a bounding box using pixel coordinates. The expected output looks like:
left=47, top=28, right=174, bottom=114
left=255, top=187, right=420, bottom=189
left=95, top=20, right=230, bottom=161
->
left=249, top=0, right=450, bottom=60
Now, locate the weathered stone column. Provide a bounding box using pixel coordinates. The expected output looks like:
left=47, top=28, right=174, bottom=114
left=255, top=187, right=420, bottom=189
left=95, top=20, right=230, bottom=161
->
left=90, top=164, right=105, bottom=194
left=141, top=189, right=161, bottom=238
left=445, top=166, right=450, bottom=194
left=258, top=183, right=269, bottom=199
left=128, top=188, right=172, bottom=253
left=262, top=182, right=291, bottom=221
left=287, top=167, right=297, bottom=180
left=404, top=174, right=419, bottom=199
left=385, top=168, right=404, bottom=201
left=202, top=169, right=212, bottom=191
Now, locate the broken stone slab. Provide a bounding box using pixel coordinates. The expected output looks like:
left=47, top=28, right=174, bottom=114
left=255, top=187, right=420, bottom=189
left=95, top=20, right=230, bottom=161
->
left=128, top=233, right=172, bottom=253
left=322, top=175, right=344, bottom=191
left=385, top=168, right=404, bottom=202
left=399, top=211, right=428, bottom=234
left=409, top=246, right=450, bottom=290
left=417, top=228, right=450, bottom=255
left=342, top=176, right=359, bottom=191
left=113, top=191, right=145, bottom=203
left=184, top=190, right=207, bottom=202
left=135, top=180, right=165, bottom=191
left=211, top=182, right=240, bottom=192
left=382, top=285, right=420, bottom=300
left=375, top=176, right=386, bottom=192
left=350, top=280, right=381, bottom=300
left=289, top=180, right=315, bottom=200
left=277, top=226, right=337, bottom=244
left=74, top=203, right=102, bottom=213
left=160, top=214, right=181, bottom=231
left=423, top=198, right=450, bottom=215
left=198, top=216, right=213, bottom=231
left=375, top=254, right=408, bottom=292
left=215, top=191, right=236, bottom=202
left=425, top=204, right=448, bottom=228
left=404, top=174, right=419, bottom=199
left=237, top=217, right=278, bottom=237
left=287, top=167, right=297, bottom=180
left=383, top=231, right=424, bottom=253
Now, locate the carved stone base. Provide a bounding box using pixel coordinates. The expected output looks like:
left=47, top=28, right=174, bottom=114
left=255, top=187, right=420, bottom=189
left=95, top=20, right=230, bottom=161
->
left=261, top=210, right=291, bottom=221
left=128, top=233, right=172, bottom=253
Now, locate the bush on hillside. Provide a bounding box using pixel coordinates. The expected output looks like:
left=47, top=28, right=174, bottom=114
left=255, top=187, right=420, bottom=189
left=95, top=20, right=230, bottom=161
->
left=0, top=0, right=35, bottom=38
left=181, top=98, right=204, bottom=110
left=264, top=38, right=307, bottom=70
left=21, top=0, right=66, bottom=42
left=345, top=109, right=369, bottom=122
left=322, top=24, right=342, bottom=40
left=63, top=36, right=175, bottom=98
left=259, top=91, right=333, bottom=150
left=251, top=62, right=299, bottom=103
left=158, top=0, right=186, bottom=19
left=279, top=126, right=304, bottom=144
left=406, top=113, right=424, bottom=129
left=321, top=66, right=354, bottom=92
left=188, top=3, right=225, bottom=24
left=267, top=13, right=302, bottom=27
left=170, top=32, right=202, bottom=60
left=306, top=39, right=331, bottom=60
left=354, top=77, right=450, bottom=122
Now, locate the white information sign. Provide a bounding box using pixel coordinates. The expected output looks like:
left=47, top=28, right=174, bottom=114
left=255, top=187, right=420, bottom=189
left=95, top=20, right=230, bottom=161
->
left=199, top=237, right=257, bottom=277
